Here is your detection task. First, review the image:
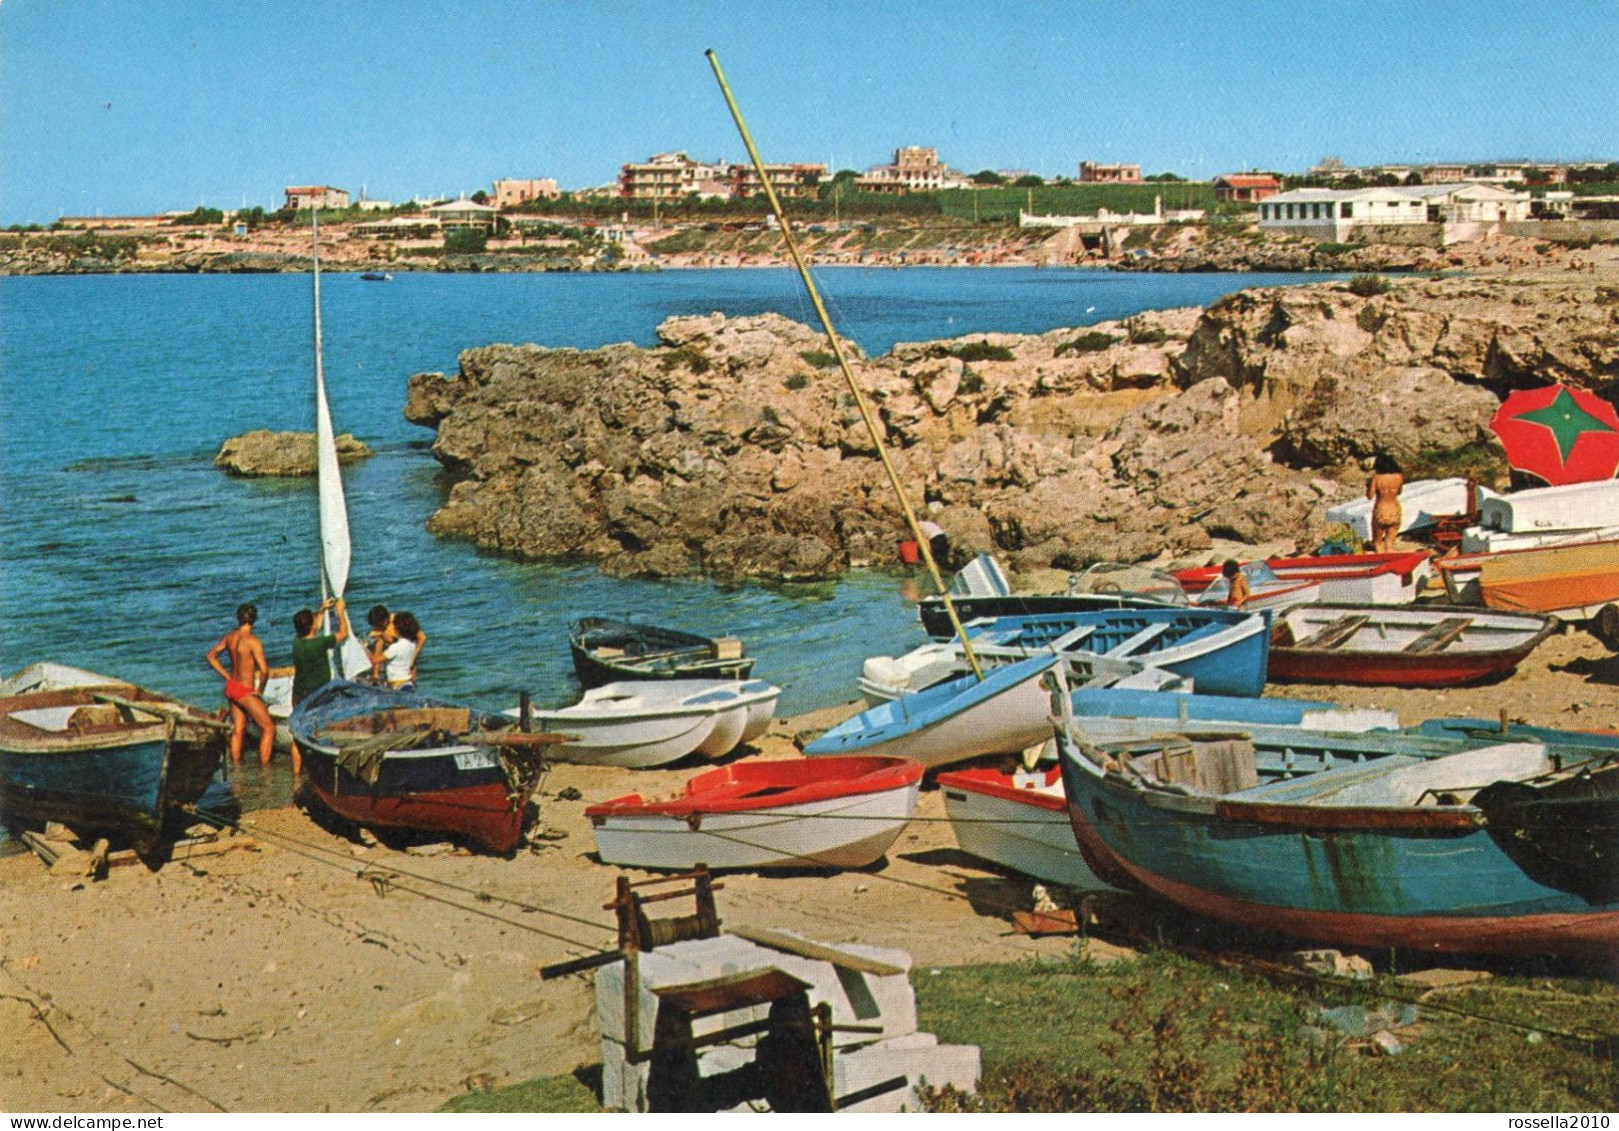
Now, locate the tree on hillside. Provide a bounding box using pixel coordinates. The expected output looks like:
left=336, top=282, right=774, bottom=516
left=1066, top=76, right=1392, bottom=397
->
left=972, top=170, right=1006, bottom=185
left=1013, top=174, right=1045, bottom=187
left=471, top=190, right=490, bottom=205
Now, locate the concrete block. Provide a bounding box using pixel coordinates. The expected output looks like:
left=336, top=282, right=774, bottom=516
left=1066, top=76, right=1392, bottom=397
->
left=832, top=1036, right=981, bottom=1112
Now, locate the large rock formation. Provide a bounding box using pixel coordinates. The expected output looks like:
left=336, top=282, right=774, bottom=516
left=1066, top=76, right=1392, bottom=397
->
left=402, top=274, right=1619, bottom=581
left=215, top=430, right=373, bottom=477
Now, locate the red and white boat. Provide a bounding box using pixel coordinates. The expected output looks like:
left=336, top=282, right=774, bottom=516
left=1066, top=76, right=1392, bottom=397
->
left=1269, top=603, right=1559, bottom=688
left=938, top=762, right=1120, bottom=890
left=290, top=682, right=554, bottom=854
left=586, top=755, right=922, bottom=871
left=1176, top=550, right=1433, bottom=606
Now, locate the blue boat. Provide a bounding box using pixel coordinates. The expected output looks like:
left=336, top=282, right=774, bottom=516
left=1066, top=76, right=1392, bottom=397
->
left=1067, top=686, right=1400, bottom=743
left=1053, top=695, right=1619, bottom=959
left=0, top=667, right=229, bottom=850
left=804, top=653, right=1062, bottom=770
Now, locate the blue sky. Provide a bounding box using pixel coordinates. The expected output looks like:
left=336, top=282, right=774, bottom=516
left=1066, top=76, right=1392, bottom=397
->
left=2, top=0, right=1615, bottom=224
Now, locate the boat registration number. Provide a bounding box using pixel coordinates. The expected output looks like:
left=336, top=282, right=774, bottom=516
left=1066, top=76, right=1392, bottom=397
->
left=453, top=749, right=500, bottom=771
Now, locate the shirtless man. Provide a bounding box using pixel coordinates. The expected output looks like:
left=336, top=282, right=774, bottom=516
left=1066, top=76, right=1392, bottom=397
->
left=207, top=602, right=276, bottom=766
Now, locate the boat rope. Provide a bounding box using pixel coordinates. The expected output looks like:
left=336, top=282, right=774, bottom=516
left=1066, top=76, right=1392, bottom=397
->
left=184, top=801, right=619, bottom=952
left=706, top=48, right=984, bottom=680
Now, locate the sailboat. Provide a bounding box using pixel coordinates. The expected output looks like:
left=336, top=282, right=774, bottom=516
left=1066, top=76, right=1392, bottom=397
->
left=284, top=218, right=556, bottom=852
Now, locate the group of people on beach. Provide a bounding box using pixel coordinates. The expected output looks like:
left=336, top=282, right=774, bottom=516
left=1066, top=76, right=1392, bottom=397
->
left=204, top=598, right=426, bottom=769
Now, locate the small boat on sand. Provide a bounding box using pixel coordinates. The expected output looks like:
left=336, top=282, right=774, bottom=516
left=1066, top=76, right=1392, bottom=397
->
left=938, top=761, right=1120, bottom=890
left=290, top=681, right=559, bottom=854
left=509, top=678, right=780, bottom=768
left=1065, top=685, right=1399, bottom=744
left=0, top=666, right=228, bottom=850
left=917, top=555, right=1181, bottom=637
left=804, top=653, right=1062, bottom=770
left=570, top=617, right=754, bottom=689
left=859, top=646, right=1183, bottom=705
left=1176, top=550, right=1433, bottom=606
left=1055, top=710, right=1619, bottom=958
left=586, top=755, right=923, bottom=871
left=1269, top=603, right=1559, bottom=688
left=1439, top=539, right=1619, bottom=622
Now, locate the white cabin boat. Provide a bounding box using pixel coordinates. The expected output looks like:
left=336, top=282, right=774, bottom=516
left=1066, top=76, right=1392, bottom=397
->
left=1477, top=480, right=1619, bottom=536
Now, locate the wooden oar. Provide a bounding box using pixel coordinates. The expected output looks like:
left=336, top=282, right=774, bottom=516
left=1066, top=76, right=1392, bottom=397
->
left=92, top=692, right=230, bottom=732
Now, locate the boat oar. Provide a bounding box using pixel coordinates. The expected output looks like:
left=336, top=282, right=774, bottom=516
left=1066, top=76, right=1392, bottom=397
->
left=92, top=692, right=230, bottom=732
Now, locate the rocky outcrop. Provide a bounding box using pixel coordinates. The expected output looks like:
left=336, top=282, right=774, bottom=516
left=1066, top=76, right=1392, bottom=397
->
left=401, top=275, right=1619, bottom=581
left=215, top=430, right=373, bottom=477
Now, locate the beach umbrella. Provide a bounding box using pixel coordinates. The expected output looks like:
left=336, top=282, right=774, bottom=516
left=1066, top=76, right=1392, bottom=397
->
left=1488, top=384, right=1619, bottom=486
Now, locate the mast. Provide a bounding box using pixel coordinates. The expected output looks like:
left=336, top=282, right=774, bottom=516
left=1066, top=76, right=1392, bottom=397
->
left=311, top=212, right=362, bottom=676
left=706, top=49, right=983, bottom=679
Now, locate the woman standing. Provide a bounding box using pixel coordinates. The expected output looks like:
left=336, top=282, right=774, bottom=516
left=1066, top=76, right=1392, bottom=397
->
left=1367, top=453, right=1405, bottom=553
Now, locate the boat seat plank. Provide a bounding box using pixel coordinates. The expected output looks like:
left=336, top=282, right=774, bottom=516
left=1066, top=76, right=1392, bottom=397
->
left=1046, top=625, right=1097, bottom=652
left=1103, top=623, right=1170, bottom=658
left=1295, top=614, right=1371, bottom=650
left=730, top=926, right=906, bottom=976
left=1403, top=617, right=1474, bottom=654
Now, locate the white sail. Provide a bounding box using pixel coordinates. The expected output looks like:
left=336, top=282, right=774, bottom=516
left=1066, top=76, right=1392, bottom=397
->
left=310, top=216, right=372, bottom=680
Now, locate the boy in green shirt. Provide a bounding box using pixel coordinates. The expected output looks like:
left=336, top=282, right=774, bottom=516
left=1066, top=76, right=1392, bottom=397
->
left=289, top=596, right=350, bottom=775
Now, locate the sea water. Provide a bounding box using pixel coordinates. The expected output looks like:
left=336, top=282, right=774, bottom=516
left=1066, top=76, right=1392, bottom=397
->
left=0, top=267, right=1327, bottom=823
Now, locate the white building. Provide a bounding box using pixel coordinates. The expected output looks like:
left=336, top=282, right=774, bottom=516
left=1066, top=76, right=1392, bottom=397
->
left=1258, top=182, right=1532, bottom=239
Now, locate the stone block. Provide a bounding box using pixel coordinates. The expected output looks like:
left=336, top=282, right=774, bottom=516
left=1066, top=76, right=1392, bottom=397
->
left=832, top=1035, right=981, bottom=1113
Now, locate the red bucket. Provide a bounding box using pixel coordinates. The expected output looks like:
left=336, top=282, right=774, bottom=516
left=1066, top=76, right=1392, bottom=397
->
left=896, top=539, right=922, bottom=565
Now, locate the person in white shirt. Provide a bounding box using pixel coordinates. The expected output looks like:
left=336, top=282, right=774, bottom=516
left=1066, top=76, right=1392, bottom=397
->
left=369, top=609, right=423, bottom=689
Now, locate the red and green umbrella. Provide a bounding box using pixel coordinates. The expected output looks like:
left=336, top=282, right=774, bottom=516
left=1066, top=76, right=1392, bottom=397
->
left=1488, top=384, right=1619, bottom=486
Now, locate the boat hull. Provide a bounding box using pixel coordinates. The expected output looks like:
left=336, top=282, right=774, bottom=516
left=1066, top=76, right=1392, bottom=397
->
left=587, top=756, right=923, bottom=871
left=1058, top=744, right=1619, bottom=958
left=938, top=765, right=1118, bottom=889
left=301, top=743, right=529, bottom=854
left=569, top=617, right=754, bottom=689
left=1269, top=605, right=1558, bottom=688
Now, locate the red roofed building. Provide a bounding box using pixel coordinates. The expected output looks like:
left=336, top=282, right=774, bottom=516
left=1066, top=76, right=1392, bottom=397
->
left=284, top=185, right=350, bottom=210
left=1213, top=174, right=1281, bottom=203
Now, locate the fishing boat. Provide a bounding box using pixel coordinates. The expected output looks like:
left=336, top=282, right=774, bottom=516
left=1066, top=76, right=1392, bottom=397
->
left=937, top=760, right=1120, bottom=890
left=859, top=645, right=1184, bottom=705
left=1269, top=604, right=1559, bottom=687
left=1065, top=685, right=1399, bottom=744
left=1179, top=560, right=1321, bottom=612
left=289, top=681, right=555, bottom=853
left=805, top=653, right=1062, bottom=770
left=0, top=669, right=228, bottom=850
left=1436, top=538, right=1619, bottom=622
left=1175, top=550, right=1433, bottom=606
left=870, top=606, right=1271, bottom=699
left=569, top=617, right=754, bottom=689
left=507, top=678, right=780, bottom=768
left=585, top=754, right=922, bottom=870
left=1054, top=704, right=1619, bottom=957
left=916, top=556, right=1182, bottom=638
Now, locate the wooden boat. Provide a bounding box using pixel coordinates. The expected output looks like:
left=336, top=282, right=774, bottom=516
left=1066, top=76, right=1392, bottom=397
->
left=585, top=755, right=923, bottom=870
left=873, top=606, right=1270, bottom=699
left=289, top=681, right=557, bottom=853
left=859, top=645, right=1183, bottom=705
left=1179, top=560, right=1321, bottom=612
left=1065, top=686, right=1399, bottom=744
left=1477, top=479, right=1619, bottom=536
left=917, top=556, right=1181, bottom=638
left=1459, top=524, right=1619, bottom=554
left=1054, top=709, right=1619, bottom=957
left=1437, top=539, right=1619, bottom=622
left=804, top=653, right=1063, bottom=770
left=937, top=762, right=1120, bottom=890
left=509, top=678, right=779, bottom=768
left=1176, top=550, right=1433, bottom=606
left=0, top=669, right=228, bottom=849
left=359, top=271, right=393, bottom=281
left=569, top=616, right=753, bottom=689
left=1269, top=604, right=1559, bottom=687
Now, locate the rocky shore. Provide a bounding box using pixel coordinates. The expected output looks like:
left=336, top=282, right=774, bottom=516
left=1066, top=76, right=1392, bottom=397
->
left=401, top=264, right=1619, bottom=582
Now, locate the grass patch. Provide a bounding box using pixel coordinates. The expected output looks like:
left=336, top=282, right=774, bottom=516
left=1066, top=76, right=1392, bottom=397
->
left=784, top=373, right=810, bottom=391
left=916, top=951, right=1619, bottom=1112
left=947, top=340, right=1016, bottom=363
left=798, top=348, right=839, bottom=369
left=1405, top=441, right=1509, bottom=488
left=438, top=1072, right=602, bottom=1113
left=1346, top=273, right=1394, bottom=297
left=1055, top=330, right=1121, bottom=356
left=660, top=344, right=711, bottom=375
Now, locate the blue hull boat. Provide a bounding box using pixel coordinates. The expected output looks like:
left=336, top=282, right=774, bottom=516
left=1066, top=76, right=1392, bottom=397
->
left=0, top=672, right=229, bottom=849
left=1054, top=700, right=1619, bottom=958
left=1067, top=686, right=1399, bottom=742
left=925, top=608, right=1271, bottom=697
left=804, top=653, right=1062, bottom=770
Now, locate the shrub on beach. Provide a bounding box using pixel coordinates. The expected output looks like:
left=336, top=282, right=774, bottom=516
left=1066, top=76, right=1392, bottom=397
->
left=1346, top=273, right=1393, bottom=297
left=1055, top=331, right=1120, bottom=356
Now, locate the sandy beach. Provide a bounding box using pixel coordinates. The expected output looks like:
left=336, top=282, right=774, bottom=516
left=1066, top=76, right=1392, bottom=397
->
left=3, top=621, right=1617, bottom=1113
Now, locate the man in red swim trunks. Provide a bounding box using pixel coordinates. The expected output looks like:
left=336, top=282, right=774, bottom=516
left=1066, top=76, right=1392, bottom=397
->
left=206, top=602, right=276, bottom=766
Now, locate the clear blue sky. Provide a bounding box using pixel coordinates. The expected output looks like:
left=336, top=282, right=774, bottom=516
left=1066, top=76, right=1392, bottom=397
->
left=2, top=0, right=1614, bottom=224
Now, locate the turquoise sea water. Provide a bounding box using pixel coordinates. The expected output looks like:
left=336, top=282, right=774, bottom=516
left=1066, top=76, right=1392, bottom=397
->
left=0, top=267, right=1325, bottom=726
